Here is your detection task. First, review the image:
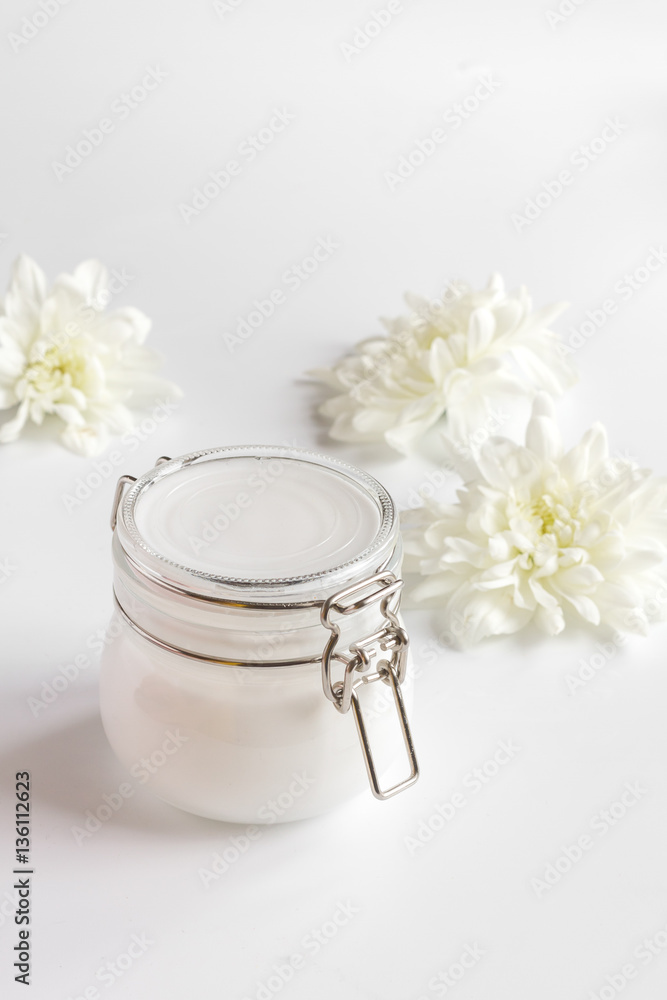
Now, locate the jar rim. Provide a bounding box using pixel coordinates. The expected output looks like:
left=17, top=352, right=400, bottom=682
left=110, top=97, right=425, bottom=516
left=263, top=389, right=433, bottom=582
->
left=115, top=445, right=398, bottom=603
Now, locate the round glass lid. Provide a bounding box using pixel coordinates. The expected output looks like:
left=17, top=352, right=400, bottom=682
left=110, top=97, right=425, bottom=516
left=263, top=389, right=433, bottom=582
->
left=115, top=446, right=397, bottom=595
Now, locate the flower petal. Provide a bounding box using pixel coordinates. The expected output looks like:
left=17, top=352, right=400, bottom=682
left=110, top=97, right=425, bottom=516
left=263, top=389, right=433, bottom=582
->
left=0, top=400, right=29, bottom=442
left=61, top=422, right=110, bottom=456
left=526, top=413, right=563, bottom=464
left=2, top=255, right=47, bottom=349
left=467, top=308, right=496, bottom=358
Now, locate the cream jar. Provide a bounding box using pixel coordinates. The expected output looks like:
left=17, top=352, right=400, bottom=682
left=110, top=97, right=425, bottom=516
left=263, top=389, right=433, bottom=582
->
left=100, top=445, right=418, bottom=823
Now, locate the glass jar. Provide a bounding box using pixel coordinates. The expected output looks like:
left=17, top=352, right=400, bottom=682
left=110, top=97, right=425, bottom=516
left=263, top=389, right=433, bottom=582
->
left=100, top=445, right=418, bottom=823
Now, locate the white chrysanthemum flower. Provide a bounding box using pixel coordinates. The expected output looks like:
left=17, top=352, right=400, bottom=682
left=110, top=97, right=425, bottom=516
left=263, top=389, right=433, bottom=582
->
left=309, top=274, right=577, bottom=454
left=402, top=395, right=667, bottom=646
left=0, top=255, right=182, bottom=456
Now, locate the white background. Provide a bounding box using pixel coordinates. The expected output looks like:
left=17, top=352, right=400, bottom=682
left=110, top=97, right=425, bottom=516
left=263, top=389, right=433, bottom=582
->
left=2, top=1, right=667, bottom=998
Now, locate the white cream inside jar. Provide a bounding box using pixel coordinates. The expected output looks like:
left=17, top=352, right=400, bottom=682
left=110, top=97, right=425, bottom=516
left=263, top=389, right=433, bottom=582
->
left=100, top=445, right=418, bottom=823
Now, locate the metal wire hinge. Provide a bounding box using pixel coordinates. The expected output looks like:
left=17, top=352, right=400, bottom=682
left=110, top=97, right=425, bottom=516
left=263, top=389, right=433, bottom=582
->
left=109, top=457, right=171, bottom=531
left=320, top=573, right=419, bottom=800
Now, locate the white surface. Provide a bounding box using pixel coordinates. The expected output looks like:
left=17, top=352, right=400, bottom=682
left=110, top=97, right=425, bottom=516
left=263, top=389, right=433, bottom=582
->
left=1, top=1, right=667, bottom=998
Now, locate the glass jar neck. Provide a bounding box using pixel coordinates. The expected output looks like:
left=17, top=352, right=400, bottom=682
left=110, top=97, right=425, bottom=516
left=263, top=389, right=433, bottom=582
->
left=112, top=533, right=404, bottom=664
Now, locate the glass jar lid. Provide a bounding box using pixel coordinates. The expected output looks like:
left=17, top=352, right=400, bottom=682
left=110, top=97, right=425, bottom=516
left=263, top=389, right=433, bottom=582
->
left=114, top=445, right=398, bottom=604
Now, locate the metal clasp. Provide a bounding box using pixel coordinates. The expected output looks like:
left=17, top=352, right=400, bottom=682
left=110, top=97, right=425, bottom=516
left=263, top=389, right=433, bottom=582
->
left=109, top=457, right=171, bottom=531
left=320, top=573, right=419, bottom=800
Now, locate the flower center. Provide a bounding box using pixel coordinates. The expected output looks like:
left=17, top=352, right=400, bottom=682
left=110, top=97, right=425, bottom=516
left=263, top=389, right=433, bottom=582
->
left=529, top=495, right=557, bottom=534
left=507, top=487, right=590, bottom=571
left=26, top=341, right=90, bottom=395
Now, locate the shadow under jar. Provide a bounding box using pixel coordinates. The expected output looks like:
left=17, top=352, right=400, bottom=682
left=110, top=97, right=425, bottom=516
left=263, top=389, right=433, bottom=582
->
left=100, top=445, right=419, bottom=823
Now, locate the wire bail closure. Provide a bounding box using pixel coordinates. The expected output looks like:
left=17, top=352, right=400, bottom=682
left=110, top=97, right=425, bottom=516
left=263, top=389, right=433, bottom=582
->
left=320, top=573, right=419, bottom=800
left=109, top=456, right=171, bottom=531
